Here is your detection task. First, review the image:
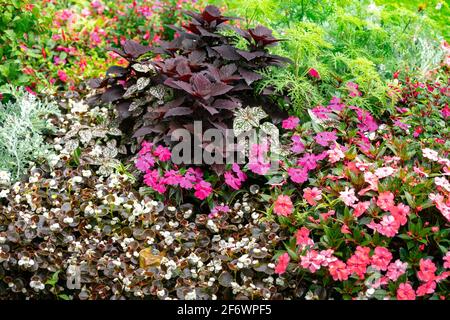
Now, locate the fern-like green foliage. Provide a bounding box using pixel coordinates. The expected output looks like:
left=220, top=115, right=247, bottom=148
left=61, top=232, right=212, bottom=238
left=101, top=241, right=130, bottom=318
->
left=211, top=0, right=446, bottom=117
left=0, top=86, right=60, bottom=184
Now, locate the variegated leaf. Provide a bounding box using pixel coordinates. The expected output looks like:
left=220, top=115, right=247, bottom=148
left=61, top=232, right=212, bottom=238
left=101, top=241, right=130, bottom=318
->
left=132, top=63, right=156, bottom=74
left=148, top=84, right=165, bottom=100
left=123, top=84, right=138, bottom=99
left=136, top=77, right=150, bottom=91
left=259, top=122, right=279, bottom=137
left=233, top=119, right=253, bottom=137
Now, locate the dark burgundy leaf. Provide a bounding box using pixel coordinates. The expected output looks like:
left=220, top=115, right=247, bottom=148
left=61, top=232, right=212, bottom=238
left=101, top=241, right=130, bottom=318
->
left=201, top=104, right=219, bottom=115
left=164, top=107, right=194, bottom=118
left=212, top=98, right=240, bottom=109
left=116, top=101, right=131, bottom=119
left=212, top=45, right=241, bottom=60
left=236, top=50, right=265, bottom=61
left=238, top=67, right=262, bottom=85
left=122, top=40, right=152, bottom=58
left=87, top=78, right=107, bottom=89
left=106, top=66, right=128, bottom=77
left=133, top=126, right=163, bottom=138
left=101, top=85, right=124, bottom=103
left=209, top=82, right=233, bottom=96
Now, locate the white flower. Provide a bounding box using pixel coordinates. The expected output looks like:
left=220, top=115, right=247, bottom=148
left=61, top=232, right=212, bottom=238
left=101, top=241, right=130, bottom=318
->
left=435, top=177, right=450, bottom=192
left=0, top=189, right=10, bottom=198
left=436, top=2, right=442, bottom=10
left=30, top=280, right=45, bottom=291
left=50, top=223, right=61, bottom=231
left=422, top=148, right=439, bottom=161
left=374, top=167, right=395, bottom=179
left=82, top=170, right=92, bottom=177
left=0, top=170, right=11, bottom=185
left=63, top=217, right=74, bottom=224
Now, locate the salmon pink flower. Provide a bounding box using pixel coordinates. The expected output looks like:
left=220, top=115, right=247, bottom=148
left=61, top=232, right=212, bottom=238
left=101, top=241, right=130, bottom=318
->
left=371, top=247, right=392, bottom=271
left=352, top=201, right=370, bottom=218
left=274, top=253, right=290, bottom=275
left=444, top=252, right=450, bottom=269
left=346, top=246, right=371, bottom=279
left=376, top=191, right=395, bottom=211
left=295, top=227, right=314, bottom=248
left=300, top=250, right=322, bottom=273
left=328, top=260, right=349, bottom=281
left=416, top=281, right=436, bottom=297
left=282, top=116, right=300, bottom=130
left=389, top=203, right=410, bottom=226
left=303, top=187, right=322, bottom=206
left=417, top=259, right=436, bottom=282
left=397, top=283, right=416, bottom=300
left=274, top=195, right=293, bottom=217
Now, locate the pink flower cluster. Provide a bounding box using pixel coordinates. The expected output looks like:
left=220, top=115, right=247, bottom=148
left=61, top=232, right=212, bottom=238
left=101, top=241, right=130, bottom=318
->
left=224, top=164, right=247, bottom=190
left=136, top=141, right=212, bottom=200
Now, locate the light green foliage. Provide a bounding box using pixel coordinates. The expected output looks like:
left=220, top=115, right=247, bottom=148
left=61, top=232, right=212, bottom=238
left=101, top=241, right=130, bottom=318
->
left=212, top=0, right=446, bottom=117
left=0, top=86, right=60, bottom=182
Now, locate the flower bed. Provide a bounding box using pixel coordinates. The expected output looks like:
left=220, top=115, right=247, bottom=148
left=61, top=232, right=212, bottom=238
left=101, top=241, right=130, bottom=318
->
left=0, top=1, right=449, bottom=300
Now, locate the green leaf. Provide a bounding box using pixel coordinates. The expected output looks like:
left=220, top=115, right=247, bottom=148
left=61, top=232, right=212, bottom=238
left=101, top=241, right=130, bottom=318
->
left=45, top=271, right=60, bottom=287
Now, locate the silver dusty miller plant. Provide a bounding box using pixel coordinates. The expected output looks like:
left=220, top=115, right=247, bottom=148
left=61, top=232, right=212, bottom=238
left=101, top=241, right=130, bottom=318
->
left=0, top=86, right=60, bottom=184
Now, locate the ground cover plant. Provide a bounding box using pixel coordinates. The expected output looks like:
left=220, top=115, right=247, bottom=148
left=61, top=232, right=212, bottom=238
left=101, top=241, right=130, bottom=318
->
left=0, top=1, right=448, bottom=300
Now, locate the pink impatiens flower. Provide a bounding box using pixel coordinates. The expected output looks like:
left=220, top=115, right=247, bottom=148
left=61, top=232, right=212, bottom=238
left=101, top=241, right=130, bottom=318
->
left=397, top=283, right=416, bottom=300
left=193, top=180, right=212, bottom=200
left=224, top=164, right=247, bottom=190
left=417, top=259, right=436, bottom=282
left=444, top=252, right=450, bottom=269
left=327, top=143, right=345, bottom=163
left=57, top=70, right=68, bottom=82
left=346, top=246, right=371, bottom=279
left=303, top=187, right=322, bottom=206
left=416, top=281, right=436, bottom=297
left=274, top=195, right=294, bottom=217
left=153, top=145, right=171, bottom=162
left=371, top=247, right=392, bottom=271
left=288, top=167, right=308, bottom=184
left=135, top=153, right=155, bottom=172
left=295, top=227, right=314, bottom=248
left=282, top=116, right=300, bottom=130
left=328, top=260, right=350, bottom=281
left=352, top=201, right=370, bottom=218
left=315, top=131, right=337, bottom=147
left=367, top=214, right=400, bottom=237
left=248, top=143, right=271, bottom=175
left=300, top=250, right=322, bottom=273
left=386, top=259, right=408, bottom=281
left=274, top=253, right=290, bottom=275
left=291, top=135, right=305, bottom=153
left=376, top=191, right=395, bottom=211
left=339, top=187, right=358, bottom=206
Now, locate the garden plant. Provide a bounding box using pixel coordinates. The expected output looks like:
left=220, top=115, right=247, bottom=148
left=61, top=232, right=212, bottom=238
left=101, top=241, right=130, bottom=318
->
left=0, top=0, right=448, bottom=301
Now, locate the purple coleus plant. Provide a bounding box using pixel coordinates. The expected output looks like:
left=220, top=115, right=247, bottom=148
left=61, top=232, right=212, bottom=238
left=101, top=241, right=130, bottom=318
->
left=88, top=5, right=290, bottom=161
